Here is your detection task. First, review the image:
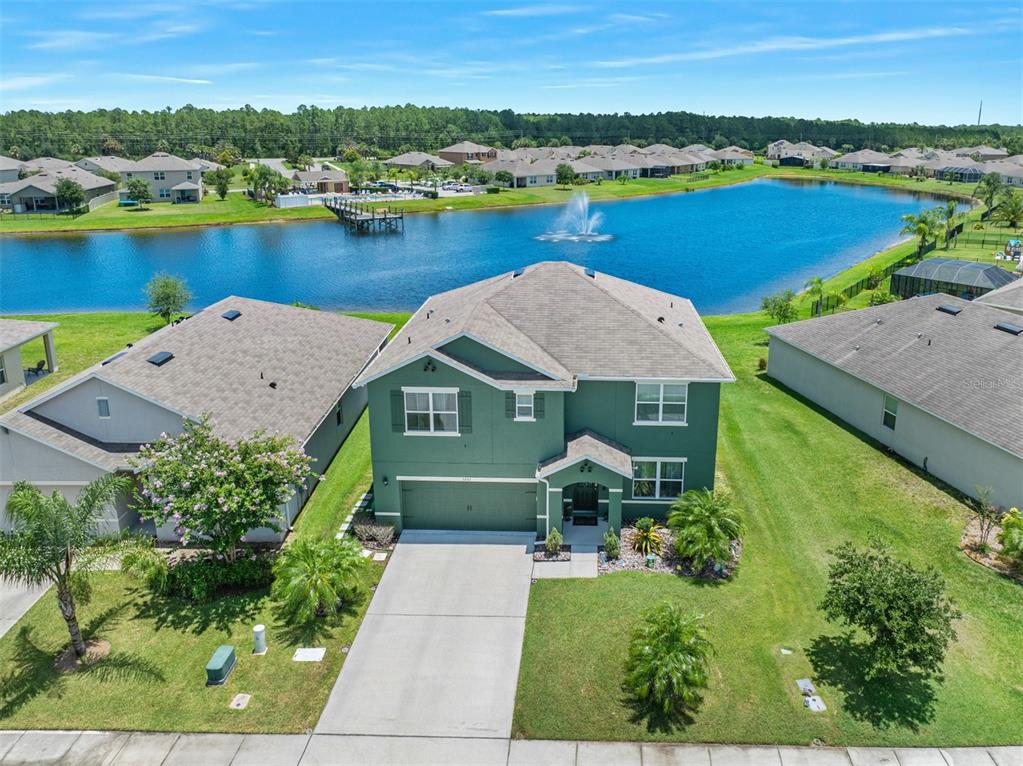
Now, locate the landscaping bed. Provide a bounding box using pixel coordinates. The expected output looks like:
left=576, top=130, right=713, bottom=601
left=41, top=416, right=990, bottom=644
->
left=960, top=516, right=1023, bottom=583
left=532, top=546, right=571, bottom=562
left=599, top=525, right=741, bottom=579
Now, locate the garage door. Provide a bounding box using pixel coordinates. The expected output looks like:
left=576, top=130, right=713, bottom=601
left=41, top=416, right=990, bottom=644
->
left=401, top=481, right=537, bottom=531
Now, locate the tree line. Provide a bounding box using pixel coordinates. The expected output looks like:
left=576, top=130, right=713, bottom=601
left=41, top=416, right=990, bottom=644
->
left=2, top=103, right=1021, bottom=160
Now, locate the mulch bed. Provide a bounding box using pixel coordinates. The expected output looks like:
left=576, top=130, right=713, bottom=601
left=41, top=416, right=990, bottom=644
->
left=54, top=639, right=110, bottom=674
left=960, top=517, right=1023, bottom=583
left=599, top=525, right=741, bottom=580
left=533, top=546, right=571, bottom=562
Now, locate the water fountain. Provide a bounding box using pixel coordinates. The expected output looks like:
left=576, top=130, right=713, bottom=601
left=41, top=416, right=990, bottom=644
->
left=535, top=192, right=613, bottom=242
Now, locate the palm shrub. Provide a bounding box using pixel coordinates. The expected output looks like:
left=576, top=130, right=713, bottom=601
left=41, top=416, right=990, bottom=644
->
left=667, top=489, right=744, bottom=571
left=545, top=527, right=563, bottom=555
left=603, top=527, right=621, bottom=559
left=624, top=603, right=711, bottom=718
left=632, top=517, right=663, bottom=556
left=272, top=538, right=366, bottom=623
left=997, top=508, right=1023, bottom=565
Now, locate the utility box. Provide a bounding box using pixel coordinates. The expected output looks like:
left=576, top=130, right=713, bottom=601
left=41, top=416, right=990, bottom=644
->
left=206, top=645, right=237, bottom=686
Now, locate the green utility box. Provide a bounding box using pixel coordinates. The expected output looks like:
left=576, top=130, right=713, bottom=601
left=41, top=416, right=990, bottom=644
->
left=205, top=645, right=237, bottom=686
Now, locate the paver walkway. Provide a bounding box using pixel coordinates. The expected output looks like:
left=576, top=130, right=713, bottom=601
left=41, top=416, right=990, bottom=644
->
left=1, top=731, right=1019, bottom=766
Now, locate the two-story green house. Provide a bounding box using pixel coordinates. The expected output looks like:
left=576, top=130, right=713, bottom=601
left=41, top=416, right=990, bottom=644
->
left=354, top=262, right=734, bottom=539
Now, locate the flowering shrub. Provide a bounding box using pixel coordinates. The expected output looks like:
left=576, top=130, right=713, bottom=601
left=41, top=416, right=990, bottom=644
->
left=998, top=507, right=1023, bottom=565
left=131, top=416, right=312, bottom=559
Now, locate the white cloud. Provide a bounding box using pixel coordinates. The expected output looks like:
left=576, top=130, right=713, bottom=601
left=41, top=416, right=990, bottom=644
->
left=540, top=76, right=639, bottom=89
left=136, top=23, right=202, bottom=43
left=0, top=74, right=72, bottom=92
left=27, top=30, right=115, bottom=50
left=78, top=5, right=179, bottom=20
left=483, top=4, right=580, bottom=17
left=608, top=12, right=665, bottom=23
left=188, top=62, right=259, bottom=75
left=116, top=74, right=213, bottom=85
left=594, top=26, right=972, bottom=68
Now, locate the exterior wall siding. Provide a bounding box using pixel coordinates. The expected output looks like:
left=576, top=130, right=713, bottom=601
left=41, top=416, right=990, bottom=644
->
left=0, top=346, right=26, bottom=400
left=768, top=337, right=1023, bottom=509
left=120, top=169, right=202, bottom=201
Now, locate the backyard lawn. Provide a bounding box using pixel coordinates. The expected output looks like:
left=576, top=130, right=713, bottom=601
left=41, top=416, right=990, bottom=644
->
left=512, top=312, right=1023, bottom=747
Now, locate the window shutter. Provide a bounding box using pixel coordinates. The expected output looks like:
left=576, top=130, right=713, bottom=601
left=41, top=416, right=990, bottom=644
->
left=458, top=390, right=472, bottom=433
left=505, top=391, right=515, bottom=418
left=391, top=390, right=404, bottom=432
left=535, top=393, right=545, bottom=418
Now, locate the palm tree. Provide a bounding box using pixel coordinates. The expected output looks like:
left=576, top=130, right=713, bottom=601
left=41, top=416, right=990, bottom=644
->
left=938, top=200, right=958, bottom=249
left=994, top=190, right=1023, bottom=229
left=805, top=276, right=826, bottom=317
left=271, top=538, right=366, bottom=624
left=900, top=210, right=938, bottom=253
left=0, top=475, right=131, bottom=657
left=974, top=173, right=1005, bottom=210
left=666, top=489, right=744, bottom=571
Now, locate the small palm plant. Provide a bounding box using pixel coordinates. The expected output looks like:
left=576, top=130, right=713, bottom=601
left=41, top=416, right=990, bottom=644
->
left=624, top=603, right=712, bottom=719
left=632, top=517, right=663, bottom=556
left=271, top=538, right=366, bottom=624
left=0, top=475, right=132, bottom=658
left=667, top=489, right=744, bottom=572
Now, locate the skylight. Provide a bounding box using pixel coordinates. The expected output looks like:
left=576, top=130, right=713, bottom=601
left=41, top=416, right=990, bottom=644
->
left=147, top=351, right=174, bottom=366
left=994, top=321, right=1023, bottom=336
left=221, top=309, right=241, bottom=321
left=936, top=305, right=962, bottom=316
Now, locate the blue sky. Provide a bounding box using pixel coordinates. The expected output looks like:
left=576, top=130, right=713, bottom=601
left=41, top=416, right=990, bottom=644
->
left=1, top=0, right=1020, bottom=125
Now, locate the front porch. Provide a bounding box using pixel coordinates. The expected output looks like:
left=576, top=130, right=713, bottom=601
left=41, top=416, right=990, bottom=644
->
left=0, top=319, right=58, bottom=401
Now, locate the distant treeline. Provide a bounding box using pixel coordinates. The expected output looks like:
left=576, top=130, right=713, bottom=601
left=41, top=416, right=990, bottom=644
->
left=2, top=104, right=1020, bottom=160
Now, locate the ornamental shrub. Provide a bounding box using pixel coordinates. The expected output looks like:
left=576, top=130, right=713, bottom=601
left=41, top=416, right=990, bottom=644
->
left=272, top=538, right=366, bottom=623
left=351, top=513, right=395, bottom=547
left=603, top=527, right=621, bottom=559
left=667, top=489, right=744, bottom=571
left=997, top=507, right=1023, bottom=565
left=632, top=517, right=663, bottom=556
left=545, top=527, right=563, bottom=555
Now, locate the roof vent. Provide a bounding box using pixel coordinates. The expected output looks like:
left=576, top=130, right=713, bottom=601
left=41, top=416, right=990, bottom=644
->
left=268, top=381, right=278, bottom=389
left=936, top=305, right=962, bottom=316
left=657, top=316, right=665, bottom=323
left=584, top=268, right=596, bottom=278
left=994, top=321, right=1023, bottom=336
left=221, top=309, right=241, bottom=321
left=101, top=351, right=128, bottom=366
left=512, top=267, right=524, bottom=278
left=147, top=351, right=174, bottom=367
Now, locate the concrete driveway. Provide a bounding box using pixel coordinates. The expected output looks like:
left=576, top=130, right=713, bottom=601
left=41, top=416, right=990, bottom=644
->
left=315, top=530, right=535, bottom=739
left=0, top=582, right=48, bottom=639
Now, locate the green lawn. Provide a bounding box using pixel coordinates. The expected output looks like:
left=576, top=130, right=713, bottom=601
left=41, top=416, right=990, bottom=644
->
left=512, top=312, right=1023, bottom=747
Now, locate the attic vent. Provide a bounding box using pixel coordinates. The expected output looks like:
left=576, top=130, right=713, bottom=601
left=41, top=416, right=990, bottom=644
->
left=936, top=305, right=962, bottom=316
left=657, top=316, right=665, bottom=323
left=101, top=351, right=128, bottom=366
left=221, top=309, right=241, bottom=321
left=513, top=267, right=524, bottom=278
left=584, top=268, right=596, bottom=278
left=994, top=321, right=1023, bottom=336
left=147, top=351, right=174, bottom=367
left=269, top=381, right=278, bottom=389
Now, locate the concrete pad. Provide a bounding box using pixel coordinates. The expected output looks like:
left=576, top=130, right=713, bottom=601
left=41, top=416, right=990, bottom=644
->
left=642, top=743, right=712, bottom=765
left=2, top=730, right=79, bottom=765
left=299, top=734, right=508, bottom=766
left=109, top=733, right=179, bottom=766
left=0, top=732, right=23, bottom=762
left=709, top=745, right=783, bottom=766
left=59, top=731, right=132, bottom=766
left=532, top=560, right=572, bottom=578
left=508, top=739, right=577, bottom=766
left=941, top=749, right=997, bottom=766
left=577, top=741, right=643, bottom=766
left=316, top=613, right=524, bottom=737
left=569, top=551, right=598, bottom=578
left=779, top=747, right=852, bottom=766
left=230, top=734, right=310, bottom=766
left=163, top=733, right=243, bottom=765
left=989, top=748, right=1023, bottom=766
left=0, top=583, right=48, bottom=639
left=368, top=530, right=534, bottom=617
left=895, top=749, right=955, bottom=766
left=848, top=748, right=899, bottom=766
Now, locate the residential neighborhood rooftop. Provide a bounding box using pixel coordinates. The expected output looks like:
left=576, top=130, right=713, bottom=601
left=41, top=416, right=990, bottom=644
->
left=975, top=277, right=1023, bottom=313
left=894, top=258, right=1017, bottom=290
left=0, top=318, right=58, bottom=354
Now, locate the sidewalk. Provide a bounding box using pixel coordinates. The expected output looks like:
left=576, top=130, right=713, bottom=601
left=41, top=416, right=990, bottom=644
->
left=0, top=730, right=1019, bottom=766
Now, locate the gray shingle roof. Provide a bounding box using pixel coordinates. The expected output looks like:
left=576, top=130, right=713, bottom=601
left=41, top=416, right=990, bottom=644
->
left=439, top=141, right=494, bottom=154
left=0, top=319, right=57, bottom=354
left=976, top=278, right=1023, bottom=312
left=128, top=152, right=203, bottom=172
left=538, top=429, right=632, bottom=478
left=76, top=156, right=136, bottom=173
left=766, top=294, right=1023, bottom=458
left=355, top=262, right=734, bottom=389
left=0, top=167, right=115, bottom=196
left=383, top=152, right=452, bottom=168
left=293, top=169, right=349, bottom=184
left=1, top=410, right=131, bottom=471
left=0, top=155, right=24, bottom=171
left=895, top=258, right=1016, bottom=290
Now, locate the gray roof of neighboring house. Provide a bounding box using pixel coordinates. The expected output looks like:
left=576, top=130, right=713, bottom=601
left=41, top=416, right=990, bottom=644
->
left=711, top=148, right=751, bottom=161
left=355, top=261, right=734, bottom=390
left=383, top=151, right=452, bottom=167
left=975, top=278, right=1023, bottom=312
left=582, top=155, right=641, bottom=172
left=440, top=141, right=494, bottom=154
left=4, top=297, right=393, bottom=468
left=537, top=429, right=632, bottom=478
left=128, top=152, right=203, bottom=172
left=76, top=156, right=136, bottom=173
left=834, top=149, right=892, bottom=165
left=568, top=159, right=602, bottom=174
left=21, top=157, right=76, bottom=171
left=766, top=294, right=1023, bottom=458
left=193, top=158, right=225, bottom=171
left=170, top=181, right=201, bottom=191
left=0, top=319, right=57, bottom=354
left=484, top=157, right=559, bottom=177
left=981, top=161, right=1023, bottom=179
left=293, top=169, right=349, bottom=184
left=894, top=258, right=1016, bottom=290
left=0, top=166, right=116, bottom=196
left=0, top=155, right=23, bottom=171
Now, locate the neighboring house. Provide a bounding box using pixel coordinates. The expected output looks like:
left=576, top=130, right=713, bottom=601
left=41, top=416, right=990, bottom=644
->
left=766, top=295, right=1023, bottom=509
left=353, top=261, right=734, bottom=538
left=0, top=297, right=392, bottom=538
left=292, top=169, right=350, bottom=194
left=956, top=145, right=1009, bottom=161
left=976, top=278, right=1023, bottom=315
left=890, top=258, right=1016, bottom=301
left=0, top=155, right=24, bottom=183
left=0, top=319, right=58, bottom=402
left=581, top=155, right=642, bottom=179
left=832, top=149, right=892, bottom=172
left=710, top=148, right=753, bottom=166
left=979, top=161, right=1023, bottom=187
left=932, top=164, right=984, bottom=183
left=121, top=152, right=204, bottom=203
left=484, top=158, right=559, bottom=187
left=567, top=159, right=603, bottom=182
left=21, top=157, right=76, bottom=172
left=75, top=156, right=135, bottom=175
left=383, top=152, right=453, bottom=172
left=193, top=158, right=226, bottom=172
left=0, top=167, right=116, bottom=212
left=438, top=141, right=497, bottom=165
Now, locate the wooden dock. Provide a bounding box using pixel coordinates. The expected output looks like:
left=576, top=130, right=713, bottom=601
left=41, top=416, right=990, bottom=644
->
left=324, top=198, right=404, bottom=232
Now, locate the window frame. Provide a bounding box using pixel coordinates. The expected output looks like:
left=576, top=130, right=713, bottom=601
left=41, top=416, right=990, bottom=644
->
left=96, top=397, right=111, bottom=419
left=631, top=458, right=686, bottom=501
left=402, top=386, right=460, bottom=436
left=882, top=393, right=898, bottom=431
left=159, top=188, right=171, bottom=199
left=153, top=171, right=166, bottom=181
left=633, top=381, right=689, bottom=426
left=514, top=391, right=535, bottom=422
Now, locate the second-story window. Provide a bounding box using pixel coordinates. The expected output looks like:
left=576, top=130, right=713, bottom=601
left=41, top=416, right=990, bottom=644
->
left=404, top=388, right=458, bottom=434
left=515, top=392, right=534, bottom=420
left=634, top=382, right=688, bottom=424
left=97, top=397, right=110, bottom=418
left=153, top=171, right=165, bottom=180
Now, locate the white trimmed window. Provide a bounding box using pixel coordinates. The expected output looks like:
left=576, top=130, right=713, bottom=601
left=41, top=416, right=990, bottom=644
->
left=159, top=188, right=171, bottom=199
left=153, top=171, right=166, bottom=181
left=515, top=392, right=534, bottom=421
left=632, top=459, right=685, bottom=500
left=882, top=394, right=898, bottom=430
left=404, top=387, right=458, bottom=434
left=97, top=397, right=110, bottom=418
left=634, top=382, right=688, bottom=424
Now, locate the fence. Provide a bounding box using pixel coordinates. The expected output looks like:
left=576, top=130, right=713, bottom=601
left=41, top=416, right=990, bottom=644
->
left=951, top=232, right=1022, bottom=250
left=810, top=245, right=931, bottom=316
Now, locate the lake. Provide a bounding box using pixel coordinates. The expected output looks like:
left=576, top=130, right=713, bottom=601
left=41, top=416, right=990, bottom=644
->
left=0, top=178, right=942, bottom=315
